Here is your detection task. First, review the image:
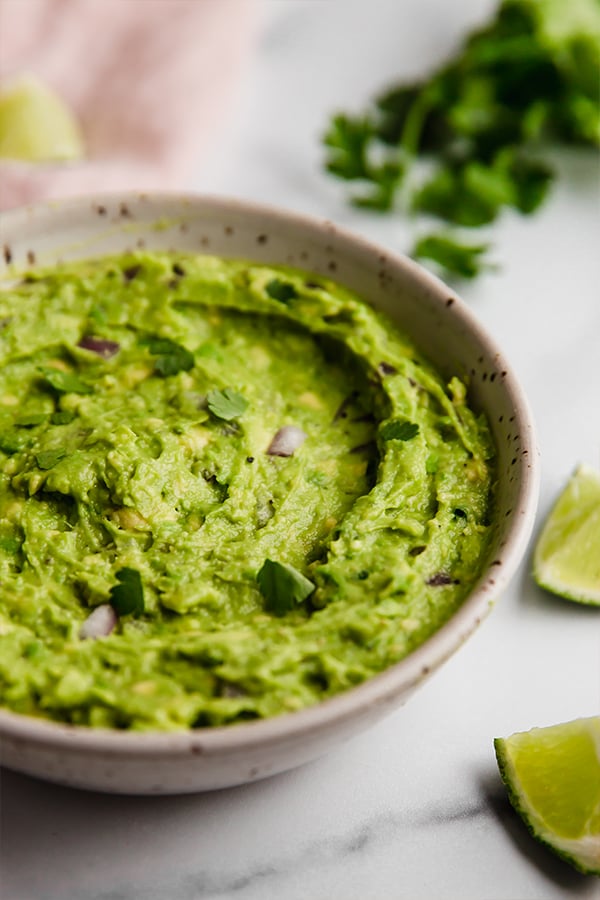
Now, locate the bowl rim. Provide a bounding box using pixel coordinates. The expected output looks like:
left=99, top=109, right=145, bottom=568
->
left=0, top=191, right=540, bottom=755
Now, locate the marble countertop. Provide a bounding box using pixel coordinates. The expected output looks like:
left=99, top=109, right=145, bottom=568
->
left=1, top=2, right=598, bottom=898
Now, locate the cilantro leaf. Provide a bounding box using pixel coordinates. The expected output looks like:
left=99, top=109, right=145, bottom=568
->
left=39, top=366, right=93, bottom=395
left=109, top=567, right=145, bottom=617
left=351, top=160, right=404, bottom=211
left=323, top=113, right=372, bottom=180
left=207, top=388, right=248, bottom=421
left=50, top=410, right=76, bottom=425
left=140, top=335, right=194, bottom=377
left=324, top=112, right=405, bottom=210
left=15, top=413, right=47, bottom=427
left=257, top=559, right=315, bottom=616
left=414, top=165, right=502, bottom=227
left=380, top=419, right=420, bottom=442
left=412, top=234, right=492, bottom=280
left=265, top=279, right=299, bottom=304
left=35, top=448, right=67, bottom=469
left=494, top=148, right=554, bottom=213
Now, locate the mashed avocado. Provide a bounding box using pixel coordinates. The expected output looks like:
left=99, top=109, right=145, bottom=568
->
left=0, top=252, right=495, bottom=730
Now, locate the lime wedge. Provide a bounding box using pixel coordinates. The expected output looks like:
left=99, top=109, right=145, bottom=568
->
left=533, top=464, right=600, bottom=605
left=494, top=718, right=600, bottom=875
left=0, top=74, right=84, bottom=162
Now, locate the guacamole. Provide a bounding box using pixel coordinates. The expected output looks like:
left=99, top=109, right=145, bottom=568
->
left=0, top=252, right=495, bottom=730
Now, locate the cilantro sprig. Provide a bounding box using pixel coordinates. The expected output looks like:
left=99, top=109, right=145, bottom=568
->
left=35, top=448, right=67, bottom=469
left=140, top=335, right=194, bottom=377
left=39, top=366, right=93, bottom=395
left=412, top=235, right=493, bottom=280
left=380, top=419, right=419, bottom=442
left=323, top=0, right=600, bottom=280
left=207, top=388, right=248, bottom=421
left=257, top=559, right=315, bottom=616
left=265, top=279, right=299, bottom=304
left=109, top=567, right=145, bottom=617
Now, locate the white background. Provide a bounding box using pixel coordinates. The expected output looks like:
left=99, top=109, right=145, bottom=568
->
left=1, top=2, right=599, bottom=898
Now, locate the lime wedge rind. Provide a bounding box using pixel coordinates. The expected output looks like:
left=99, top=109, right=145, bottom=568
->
left=495, top=717, right=600, bottom=875
left=533, top=464, right=600, bottom=606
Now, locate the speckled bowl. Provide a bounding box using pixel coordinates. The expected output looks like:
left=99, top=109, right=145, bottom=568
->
left=0, top=194, right=539, bottom=794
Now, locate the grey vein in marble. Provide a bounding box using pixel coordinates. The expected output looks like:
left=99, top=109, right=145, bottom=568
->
left=43, top=799, right=489, bottom=900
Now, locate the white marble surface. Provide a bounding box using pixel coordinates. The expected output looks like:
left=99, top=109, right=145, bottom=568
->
left=1, top=2, right=599, bottom=898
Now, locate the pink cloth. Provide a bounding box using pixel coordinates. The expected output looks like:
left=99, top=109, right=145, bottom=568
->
left=0, top=0, right=258, bottom=209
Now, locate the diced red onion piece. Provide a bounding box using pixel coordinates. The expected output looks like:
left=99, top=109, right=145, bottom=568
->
left=77, top=336, right=120, bottom=358
left=267, top=425, right=307, bottom=457
left=79, top=604, right=117, bottom=639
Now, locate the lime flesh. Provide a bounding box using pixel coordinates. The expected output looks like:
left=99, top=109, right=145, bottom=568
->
left=533, top=464, right=600, bottom=605
left=495, top=717, right=600, bottom=875
left=0, top=74, right=84, bottom=162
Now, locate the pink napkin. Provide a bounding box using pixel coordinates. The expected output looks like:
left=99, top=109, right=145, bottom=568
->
left=0, top=0, right=258, bottom=209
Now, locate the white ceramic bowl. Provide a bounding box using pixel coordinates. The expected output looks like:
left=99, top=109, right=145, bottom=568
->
left=0, top=193, right=539, bottom=794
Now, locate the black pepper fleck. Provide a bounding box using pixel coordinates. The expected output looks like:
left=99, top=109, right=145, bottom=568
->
left=123, top=264, right=141, bottom=282
left=409, top=546, right=426, bottom=557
